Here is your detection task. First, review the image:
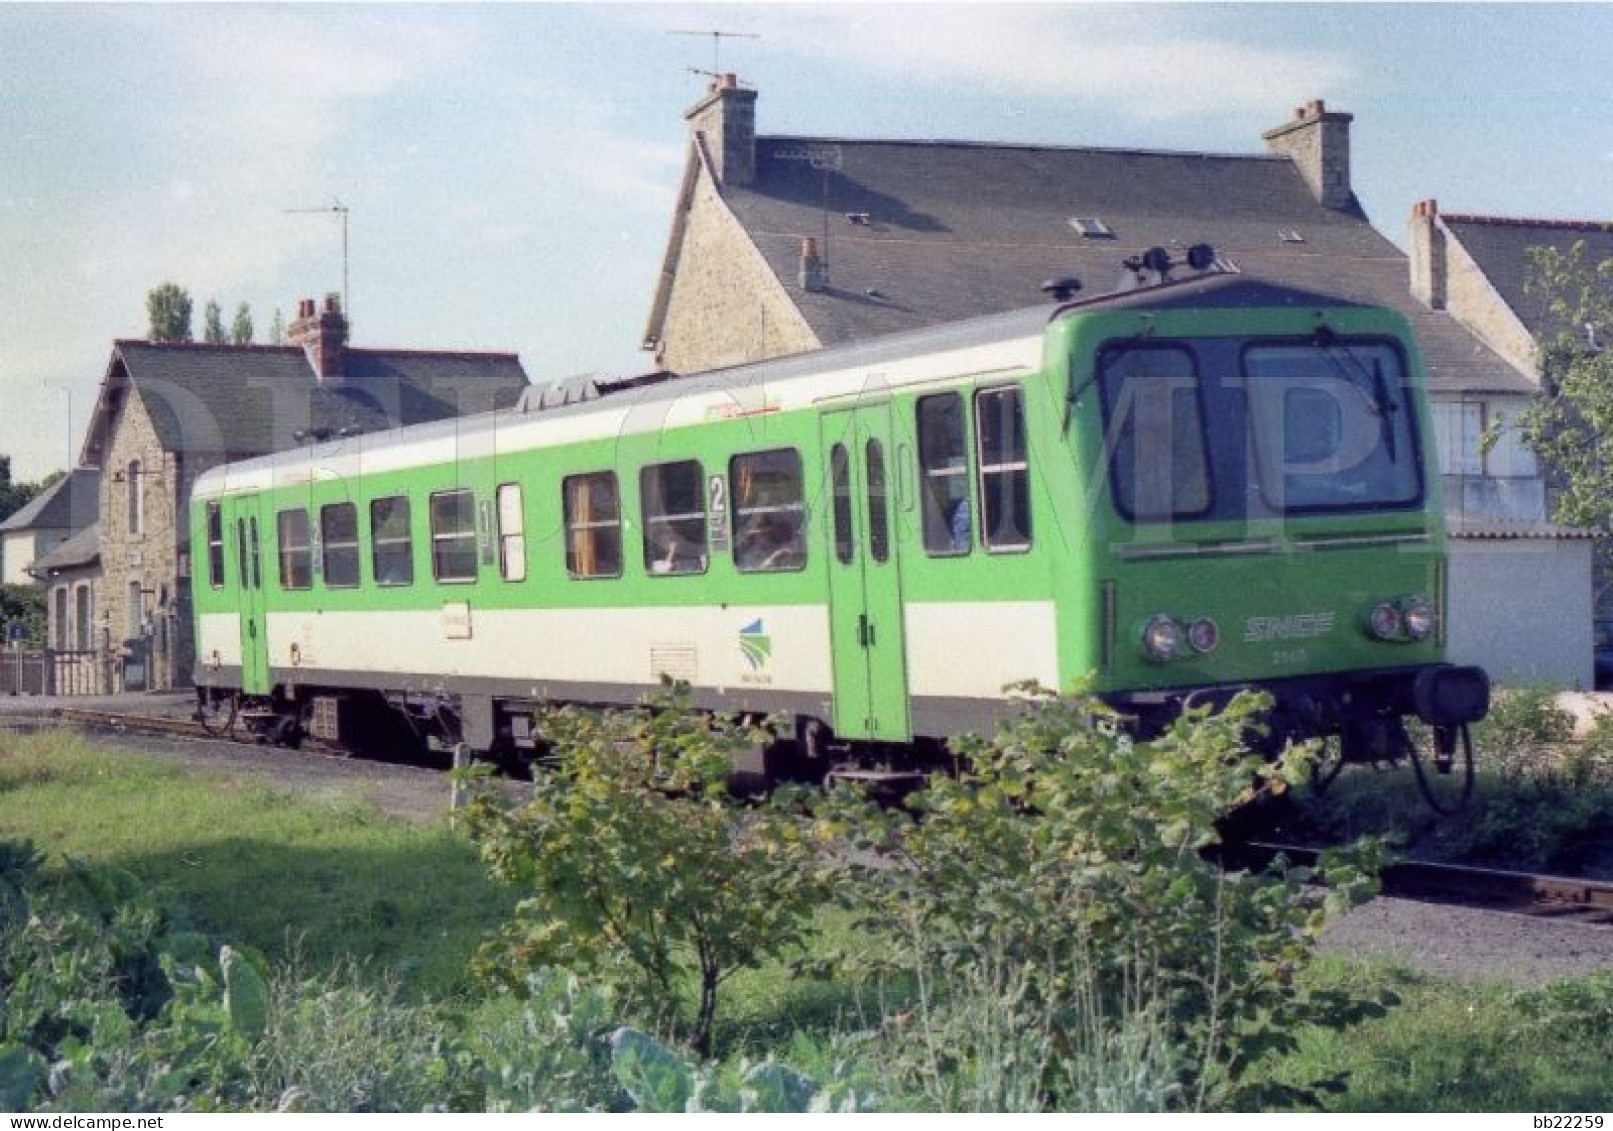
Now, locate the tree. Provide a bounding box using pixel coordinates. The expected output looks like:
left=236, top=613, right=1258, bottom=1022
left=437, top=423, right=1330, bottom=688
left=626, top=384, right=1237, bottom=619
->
left=1512, top=244, right=1613, bottom=537
left=202, top=300, right=226, bottom=344
left=231, top=303, right=254, bottom=345
left=267, top=308, right=286, bottom=346
left=146, top=283, right=193, bottom=343
left=0, top=457, right=39, bottom=524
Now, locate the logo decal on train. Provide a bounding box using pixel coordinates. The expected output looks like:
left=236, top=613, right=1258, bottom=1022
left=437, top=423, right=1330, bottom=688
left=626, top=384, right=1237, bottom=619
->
left=739, top=619, right=772, bottom=672
left=1243, top=612, right=1337, bottom=643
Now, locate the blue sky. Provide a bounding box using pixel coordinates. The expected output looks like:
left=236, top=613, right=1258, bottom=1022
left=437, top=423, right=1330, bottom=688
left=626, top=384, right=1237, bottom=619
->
left=1, top=3, right=1609, bottom=479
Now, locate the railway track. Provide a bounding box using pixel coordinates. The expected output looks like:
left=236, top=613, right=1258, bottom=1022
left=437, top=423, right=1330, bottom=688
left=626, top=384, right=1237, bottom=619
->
left=1233, top=840, right=1613, bottom=928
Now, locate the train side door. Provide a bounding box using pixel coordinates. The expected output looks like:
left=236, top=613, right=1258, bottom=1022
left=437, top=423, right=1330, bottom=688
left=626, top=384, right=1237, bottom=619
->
left=230, top=493, right=271, bottom=696
left=820, top=404, right=912, bottom=741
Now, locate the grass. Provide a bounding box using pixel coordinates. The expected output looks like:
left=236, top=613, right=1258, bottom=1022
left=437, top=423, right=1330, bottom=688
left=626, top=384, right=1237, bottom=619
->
left=1251, top=958, right=1613, bottom=1111
left=0, top=728, right=514, bottom=997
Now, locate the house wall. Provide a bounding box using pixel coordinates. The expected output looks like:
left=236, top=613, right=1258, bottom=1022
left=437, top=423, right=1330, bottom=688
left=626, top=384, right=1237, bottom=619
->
left=1, top=532, right=40, bottom=586
left=1446, top=536, right=1593, bottom=689
left=1442, top=229, right=1540, bottom=379
left=98, top=388, right=201, bottom=691
left=656, top=168, right=819, bottom=375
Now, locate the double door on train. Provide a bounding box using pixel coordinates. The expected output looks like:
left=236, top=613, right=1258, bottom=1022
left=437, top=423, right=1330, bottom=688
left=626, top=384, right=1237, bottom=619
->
left=820, top=404, right=911, bottom=742
left=223, top=493, right=272, bottom=695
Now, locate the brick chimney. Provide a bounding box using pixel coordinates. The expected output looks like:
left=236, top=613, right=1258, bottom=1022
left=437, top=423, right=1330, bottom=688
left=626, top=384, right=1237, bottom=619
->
left=1263, top=99, right=1355, bottom=211
left=1408, top=199, right=1448, bottom=310
left=287, top=293, right=349, bottom=385
left=684, top=72, right=757, bottom=188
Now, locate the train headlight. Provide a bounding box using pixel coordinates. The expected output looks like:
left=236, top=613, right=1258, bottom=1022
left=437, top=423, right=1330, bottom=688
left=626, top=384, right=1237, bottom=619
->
left=1186, top=617, right=1220, bottom=654
left=1368, top=602, right=1402, bottom=641
left=1142, top=615, right=1185, bottom=662
left=1402, top=597, right=1436, bottom=641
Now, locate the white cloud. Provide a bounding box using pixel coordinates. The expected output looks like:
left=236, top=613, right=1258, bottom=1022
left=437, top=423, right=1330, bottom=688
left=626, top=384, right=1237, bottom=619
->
left=764, top=6, right=1357, bottom=120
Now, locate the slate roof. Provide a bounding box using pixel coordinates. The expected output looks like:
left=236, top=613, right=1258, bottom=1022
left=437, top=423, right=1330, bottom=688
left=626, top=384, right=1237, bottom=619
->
left=0, top=469, right=99, bottom=534
left=679, top=136, right=1535, bottom=395
left=1441, top=214, right=1613, bottom=339
left=83, top=343, right=530, bottom=462
left=26, top=522, right=100, bottom=575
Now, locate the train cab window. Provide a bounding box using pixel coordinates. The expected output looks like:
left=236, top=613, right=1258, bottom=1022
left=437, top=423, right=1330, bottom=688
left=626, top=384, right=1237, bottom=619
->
left=975, top=386, right=1032, bottom=552
left=831, top=444, right=854, bottom=565
left=563, top=472, right=623, bottom=579
left=1096, top=346, right=1211, bottom=522
left=917, top=393, right=972, bottom=555
left=370, top=496, right=414, bottom=587
left=276, top=509, right=312, bottom=590
left=430, top=489, right=479, bottom=583
left=496, top=484, right=527, bottom=582
left=731, top=449, right=807, bottom=572
left=320, top=502, right=360, bottom=588
left=640, top=461, right=707, bottom=576
left=206, top=503, right=225, bottom=588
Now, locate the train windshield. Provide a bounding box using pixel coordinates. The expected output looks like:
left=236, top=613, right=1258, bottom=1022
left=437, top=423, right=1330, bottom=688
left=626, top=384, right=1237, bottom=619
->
left=1095, top=336, right=1423, bottom=523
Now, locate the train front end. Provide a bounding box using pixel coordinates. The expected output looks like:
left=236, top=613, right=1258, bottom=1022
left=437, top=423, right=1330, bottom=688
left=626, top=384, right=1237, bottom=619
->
left=1060, top=279, right=1489, bottom=766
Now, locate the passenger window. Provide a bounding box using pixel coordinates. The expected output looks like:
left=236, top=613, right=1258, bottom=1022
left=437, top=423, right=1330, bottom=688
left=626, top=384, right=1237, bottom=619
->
left=731, top=449, right=807, bottom=573
left=975, top=387, right=1032, bottom=552
left=276, top=509, right=312, bottom=590
left=564, top=472, right=622, bottom=579
left=497, top=484, right=526, bottom=582
left=249, top=516, right=261, bottom=590
left=640, top=461, right=706, bottom=576
left=236, top=517, right=249, bottom=589
left=321, top=502, right=360, bottom=588
left=917, top=393, right=972, bottom=555
left=430, top=489, right=478, bottom=583
left=831, top=444, right=854, bottom=565
left=370, top=496, right=414, bottom=587
left=206, top=502, right=225, bottom=588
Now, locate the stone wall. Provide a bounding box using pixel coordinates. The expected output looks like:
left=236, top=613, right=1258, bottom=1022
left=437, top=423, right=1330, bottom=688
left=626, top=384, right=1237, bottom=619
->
left=97, top=386, right=202, bottom=691
left=655, top=168, right=820, bottom=375
left=1443, top=231, right=1540, bottom=379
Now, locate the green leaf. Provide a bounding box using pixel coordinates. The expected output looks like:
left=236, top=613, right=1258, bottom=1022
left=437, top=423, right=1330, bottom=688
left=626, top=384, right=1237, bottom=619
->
left=221, top=944, right=270, bottom=1040
left=740, top=1062, right=820, bottom=1112
left=610, top=1027, right=694, bottom=1112
left=0, top=1045, right=44, bottom=1110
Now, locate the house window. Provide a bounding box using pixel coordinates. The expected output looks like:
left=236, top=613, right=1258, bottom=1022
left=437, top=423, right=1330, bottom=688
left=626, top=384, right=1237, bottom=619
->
left=640, top=461, right=707, bottom=575
left=430, top=489, right=478, bottom=583
left=321, top=503, right=359, bottom=588
left=53, top=587, right=68, bottom=649
left=75, top=585, right=92, bottom=651
left=917, top=393, right=972, bottom=556
left=206, top=502, right=225, bottom=589
left=497, top=484, right=526, bottom=582
left=127, top=581, right=144, bottom=639
left=1432, top=401, right=1483, bottom=477
left=563, top=472, right=622, bottom=580
left=370, top=496, right=414, bottom=587
left=127, top=460, right=143, bottom=535
left=731, top=449, right=807, bottom=572
left=276, top=509, right=312, bottom=590
left=975, top=386, right=1033, bottom=552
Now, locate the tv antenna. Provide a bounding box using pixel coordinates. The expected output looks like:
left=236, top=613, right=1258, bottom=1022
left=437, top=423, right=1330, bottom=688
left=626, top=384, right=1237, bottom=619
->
left=668, top=29, right=759, bottom=75
left=283, top=197, right=351, bottom=320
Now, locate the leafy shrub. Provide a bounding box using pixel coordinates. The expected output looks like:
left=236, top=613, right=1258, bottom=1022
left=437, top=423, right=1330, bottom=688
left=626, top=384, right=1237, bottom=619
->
left=813, top=686, right=1387, bottom=1110
left=460, top=687, right=834, bottom=1054
left=1476, top=687, right=1576, bottom=783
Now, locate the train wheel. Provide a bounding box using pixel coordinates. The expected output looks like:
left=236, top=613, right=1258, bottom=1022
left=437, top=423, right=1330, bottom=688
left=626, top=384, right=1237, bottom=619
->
left=1407, top=722, right=1475, bottom=816
left=195, top=691, right=238, bottom=739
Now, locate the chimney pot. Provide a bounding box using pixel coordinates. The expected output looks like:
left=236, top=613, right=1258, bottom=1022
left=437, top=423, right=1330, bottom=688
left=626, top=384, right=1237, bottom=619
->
left=684, top=72, right=758, bottom=187
left=798, top=237, right=828, bottom=293
left=1263, top=98, right=1355, bottom=211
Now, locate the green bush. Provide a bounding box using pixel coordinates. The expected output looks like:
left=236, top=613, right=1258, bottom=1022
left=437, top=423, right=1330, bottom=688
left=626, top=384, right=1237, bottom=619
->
left=813, top=685, right=1388, bottom=1110
left=460, top=687, right=834, bottom=1055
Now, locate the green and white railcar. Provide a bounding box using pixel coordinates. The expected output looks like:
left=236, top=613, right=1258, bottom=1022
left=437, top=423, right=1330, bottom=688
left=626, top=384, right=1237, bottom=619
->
left=190, top=268, right=1488, bottom=775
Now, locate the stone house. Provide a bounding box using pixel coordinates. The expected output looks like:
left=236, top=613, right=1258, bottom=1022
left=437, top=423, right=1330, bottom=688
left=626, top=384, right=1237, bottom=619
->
left=76, top=296, right=530, bottom=691
left=644, top=80, right=1588, bottom=686
left=0, top=469, right=98, bottom=588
